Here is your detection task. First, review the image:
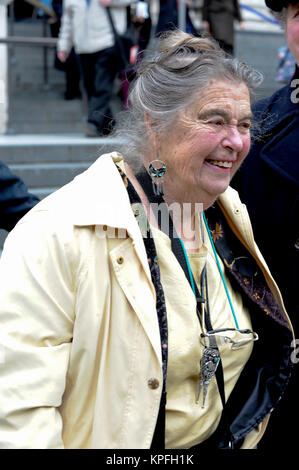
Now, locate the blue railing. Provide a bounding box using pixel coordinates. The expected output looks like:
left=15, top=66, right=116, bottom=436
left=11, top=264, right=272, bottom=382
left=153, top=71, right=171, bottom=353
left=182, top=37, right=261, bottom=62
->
left=240, top=4, right=280, bottom=25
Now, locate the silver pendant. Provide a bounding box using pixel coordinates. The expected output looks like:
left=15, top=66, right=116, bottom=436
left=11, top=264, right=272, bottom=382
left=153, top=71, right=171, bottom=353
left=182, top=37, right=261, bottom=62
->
left=196, top=346, right=220, bottom=408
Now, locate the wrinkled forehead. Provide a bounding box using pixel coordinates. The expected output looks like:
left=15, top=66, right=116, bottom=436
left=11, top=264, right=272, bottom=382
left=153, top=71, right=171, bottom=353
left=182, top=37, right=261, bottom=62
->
left=186, top=80, right=252, bottom=118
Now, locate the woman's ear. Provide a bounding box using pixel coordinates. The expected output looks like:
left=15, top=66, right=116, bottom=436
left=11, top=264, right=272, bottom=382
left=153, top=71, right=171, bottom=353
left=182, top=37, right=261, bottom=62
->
left=144, top=111, right=154, bottom=137
left=144, top=112, right=160, bottom=151
left=143, top=112, right=162, bottom=165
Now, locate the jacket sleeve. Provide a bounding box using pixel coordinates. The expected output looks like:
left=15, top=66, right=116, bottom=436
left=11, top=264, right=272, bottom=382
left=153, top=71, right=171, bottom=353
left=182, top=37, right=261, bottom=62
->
left=0, top=213, right=75, bottom=448
left=0, top=161, right=39, bottom=232
left=57, top=0, right=74, bottom=53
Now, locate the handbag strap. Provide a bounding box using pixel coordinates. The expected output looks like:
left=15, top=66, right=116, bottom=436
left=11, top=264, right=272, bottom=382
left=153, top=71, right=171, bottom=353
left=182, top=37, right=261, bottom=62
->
left=105, top=6, right=130, bottom=66
left=105, top=6, right=118, bottom=38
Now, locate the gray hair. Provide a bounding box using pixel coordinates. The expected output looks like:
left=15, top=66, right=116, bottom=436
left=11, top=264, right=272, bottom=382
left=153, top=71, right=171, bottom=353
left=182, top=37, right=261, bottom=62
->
left=113, top=30, right=263, bottom=171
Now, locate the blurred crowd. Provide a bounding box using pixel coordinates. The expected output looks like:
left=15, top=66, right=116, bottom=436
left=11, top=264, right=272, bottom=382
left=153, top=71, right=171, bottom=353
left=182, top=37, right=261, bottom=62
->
left=9, top=0, right=245, bottom=137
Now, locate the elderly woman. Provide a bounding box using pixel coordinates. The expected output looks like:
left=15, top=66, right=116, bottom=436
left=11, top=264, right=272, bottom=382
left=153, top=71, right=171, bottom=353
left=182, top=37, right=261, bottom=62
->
left=0, top=31, right=294, bottom=450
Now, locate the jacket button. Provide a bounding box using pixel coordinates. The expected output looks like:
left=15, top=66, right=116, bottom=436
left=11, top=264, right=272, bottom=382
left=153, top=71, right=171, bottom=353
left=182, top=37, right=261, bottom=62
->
left=117, top=256, right=124, bottom=264
left=148, top=378, right=160, bottom=390
left=295, top=239, right=299, bottom=249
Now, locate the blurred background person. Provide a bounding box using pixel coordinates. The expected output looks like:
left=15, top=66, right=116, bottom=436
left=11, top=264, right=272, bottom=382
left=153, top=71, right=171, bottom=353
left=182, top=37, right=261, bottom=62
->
left=231, top=0, right=299, bottom=450
left=201, top=0, right=245, bottom=55
left=57, top=0, right=134, bottom=137
left=49, top=0, right=81, bottom=100
left=119, top=0, right=152, bottom=109
left=133, top=0, right=152, bottom=55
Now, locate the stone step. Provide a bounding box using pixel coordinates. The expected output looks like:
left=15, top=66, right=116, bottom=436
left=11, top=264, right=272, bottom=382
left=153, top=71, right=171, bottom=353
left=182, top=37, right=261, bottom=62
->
left=8, top=162, right=92, bottom=189
left=11, top=94, right=85, bottom=123
left=0, top=135, right=123, bottom=250
left=0, top=134, right=122, bottom=197
left=0, top=134, right=121, bottom=163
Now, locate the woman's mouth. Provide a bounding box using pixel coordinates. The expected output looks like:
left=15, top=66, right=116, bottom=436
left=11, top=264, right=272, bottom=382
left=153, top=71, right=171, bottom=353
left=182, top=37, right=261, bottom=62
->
left=205, top=159, right=233, bottom=169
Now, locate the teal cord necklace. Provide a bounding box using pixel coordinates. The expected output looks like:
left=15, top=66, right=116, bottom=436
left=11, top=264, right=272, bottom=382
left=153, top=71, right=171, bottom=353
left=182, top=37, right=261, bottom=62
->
left=202, top=212, right=240, bottom=330
left=178, top=211, right=240, bottom=330
left=177, top=210, right=259, bottom=406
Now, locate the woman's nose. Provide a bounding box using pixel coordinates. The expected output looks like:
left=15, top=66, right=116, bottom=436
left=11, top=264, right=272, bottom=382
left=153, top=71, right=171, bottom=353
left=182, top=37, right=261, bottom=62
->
left=222, top=126, right=244, bottom=153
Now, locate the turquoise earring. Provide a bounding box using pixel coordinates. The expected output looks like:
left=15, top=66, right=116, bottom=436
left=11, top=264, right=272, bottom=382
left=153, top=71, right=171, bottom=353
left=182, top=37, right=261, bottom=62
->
left=148, top=159, right=167, bottom=196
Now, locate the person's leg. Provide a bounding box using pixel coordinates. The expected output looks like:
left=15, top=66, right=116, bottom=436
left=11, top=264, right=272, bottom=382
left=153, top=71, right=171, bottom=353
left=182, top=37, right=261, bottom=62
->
left=78, top=52, right=101, bottom=136
left=79, top=52, right=97, bottom=102
left=64, top=48, right=81, bottom=100
left=87, top=46, right=118, bottom=135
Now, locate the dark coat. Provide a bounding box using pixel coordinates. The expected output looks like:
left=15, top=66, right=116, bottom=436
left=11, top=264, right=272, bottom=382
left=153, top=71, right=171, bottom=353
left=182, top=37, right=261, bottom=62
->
left=0, top=160, right=39, bottom=232
left=231, top=67, right=299, bottom=449
left=202, top=0, right=242, bottom=51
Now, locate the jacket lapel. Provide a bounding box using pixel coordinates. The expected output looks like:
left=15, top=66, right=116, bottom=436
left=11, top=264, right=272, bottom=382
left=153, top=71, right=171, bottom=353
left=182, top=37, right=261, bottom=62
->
left=72, top=153, right=152, bottom=280
left=71, top=153, right=161, bottom=361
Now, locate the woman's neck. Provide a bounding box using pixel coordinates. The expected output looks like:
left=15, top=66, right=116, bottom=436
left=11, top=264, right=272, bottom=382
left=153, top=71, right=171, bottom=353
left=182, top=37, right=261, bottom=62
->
left=125, top=162, right=205, bottom=252
left=162, top=172, right=217, bottom=213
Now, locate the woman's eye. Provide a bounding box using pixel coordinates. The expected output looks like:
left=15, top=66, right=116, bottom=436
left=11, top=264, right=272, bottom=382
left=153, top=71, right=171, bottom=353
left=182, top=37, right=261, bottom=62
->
left=239, top=121, right=251, bottom=131
left=209, top=119, right=225, bottom=126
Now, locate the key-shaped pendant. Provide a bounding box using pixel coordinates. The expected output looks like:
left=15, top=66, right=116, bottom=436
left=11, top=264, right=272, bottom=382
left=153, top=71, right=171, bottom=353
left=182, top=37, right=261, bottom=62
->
left=196, top=346, right=220, bottom=408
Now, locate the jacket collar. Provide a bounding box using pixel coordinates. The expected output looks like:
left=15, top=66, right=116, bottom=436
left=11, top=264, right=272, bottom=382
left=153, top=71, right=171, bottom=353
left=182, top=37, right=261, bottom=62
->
left=71, top=152, right=152, bottom=279
left=73, top=152, right=133, bottom=227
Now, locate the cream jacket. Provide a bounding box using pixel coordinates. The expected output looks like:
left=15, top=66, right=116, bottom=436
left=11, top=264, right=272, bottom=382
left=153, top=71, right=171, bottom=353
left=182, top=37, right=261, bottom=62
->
left=0, top=153, right=292, bottom=449
left=57, top=0, right=131, bottom=55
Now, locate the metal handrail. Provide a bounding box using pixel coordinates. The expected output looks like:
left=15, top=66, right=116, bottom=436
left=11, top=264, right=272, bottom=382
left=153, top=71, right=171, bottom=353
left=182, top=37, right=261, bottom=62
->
left=1, top=25, right=59, bottom=134
left=0, top=36, right=57, bottom=46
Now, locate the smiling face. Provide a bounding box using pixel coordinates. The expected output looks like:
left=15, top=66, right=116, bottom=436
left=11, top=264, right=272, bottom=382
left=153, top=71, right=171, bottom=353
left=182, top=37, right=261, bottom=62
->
left=286, top=2, right=299, bottom=65
left=157, top=80, right=252, bottom=208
